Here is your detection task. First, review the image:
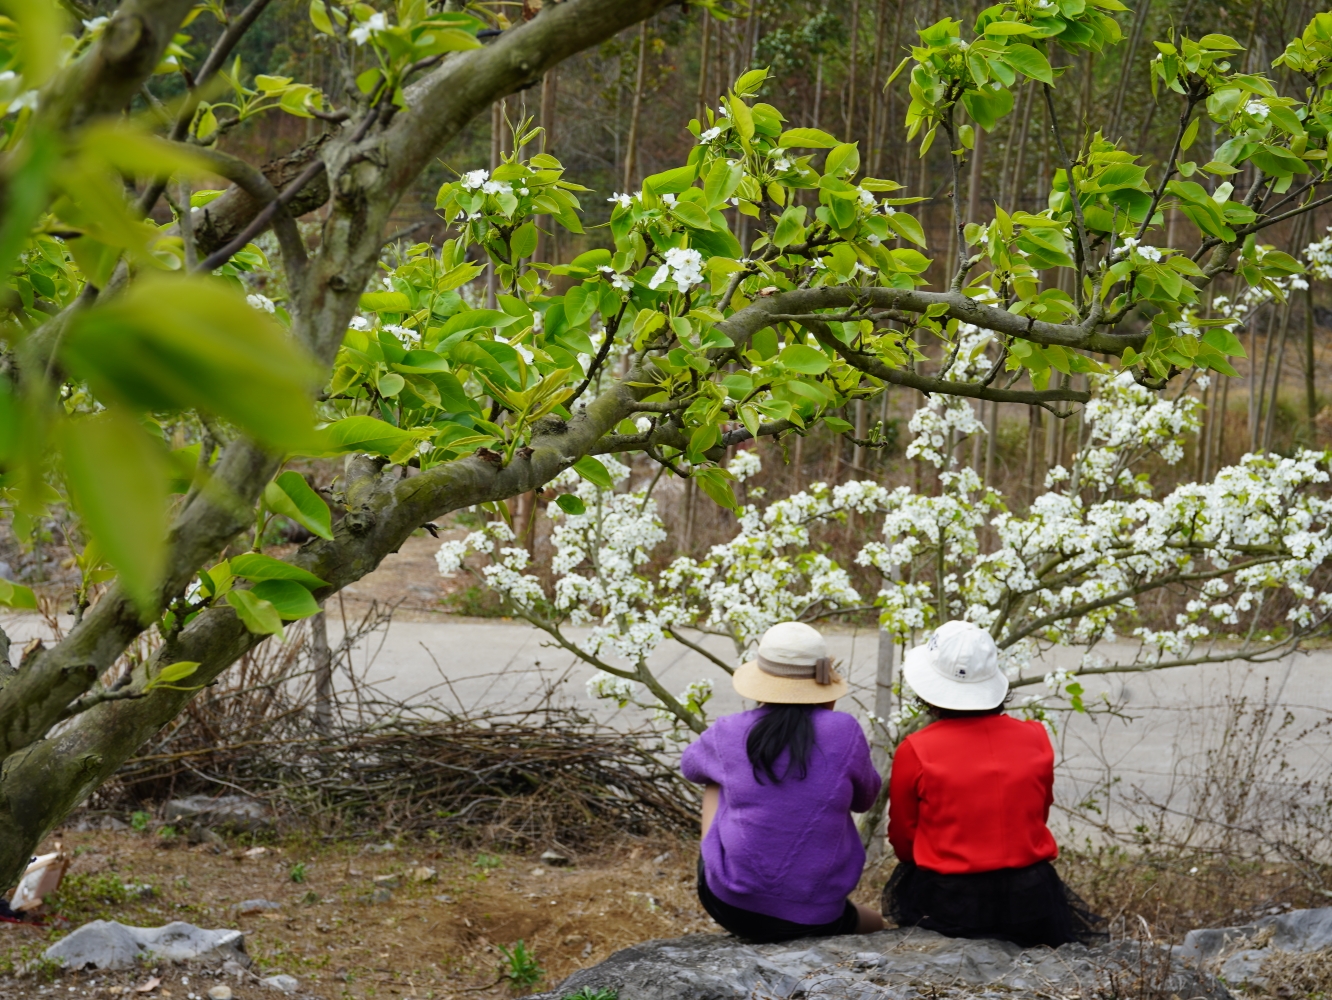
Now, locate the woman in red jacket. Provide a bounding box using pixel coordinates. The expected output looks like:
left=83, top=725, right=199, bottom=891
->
left=883, top=620, right=1103, bottom=948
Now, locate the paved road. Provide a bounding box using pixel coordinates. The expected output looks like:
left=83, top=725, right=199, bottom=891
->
left=8, top=610, right=1332, bottom=844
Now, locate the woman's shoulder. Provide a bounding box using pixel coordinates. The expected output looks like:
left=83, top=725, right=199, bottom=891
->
left=814, top=708, right=869, bottom=739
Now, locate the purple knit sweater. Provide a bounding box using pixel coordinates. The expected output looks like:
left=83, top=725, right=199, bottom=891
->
left=681, top=707, right=881, bottom=924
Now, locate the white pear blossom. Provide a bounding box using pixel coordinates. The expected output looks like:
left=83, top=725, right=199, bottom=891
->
left=459, top=169, right=489, bottom=191
left=648, top=247, right=705, bottom=292
left=350, top=11, right=388, bottom=45
left=698, top=127, right=723, bottom=143
left=607, top=192, right=634, bottom=209
left=245, top=293, right=276, bottom=313
left=1245, top=99, right=1270, bottom=119
left=727, top=448, right=762, bottom=482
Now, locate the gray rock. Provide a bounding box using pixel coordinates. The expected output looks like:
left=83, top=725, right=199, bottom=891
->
left=164, top=794, right=269, bottom=831
left=1176, top=906, right=1332, bottom=986
left=262, top=974, right=299, bottom=992
left=45, top=920, right=248, bottom=971
left=527, top=929, right=1232, bottom=1000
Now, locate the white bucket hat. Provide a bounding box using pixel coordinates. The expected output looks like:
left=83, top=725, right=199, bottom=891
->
left=732, top=621, right=849, bottom=704
left=902, top=620, right=1008, bottom=711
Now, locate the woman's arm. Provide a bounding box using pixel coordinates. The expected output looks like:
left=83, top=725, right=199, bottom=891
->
left=887, top=738, right=922, bottom=863
left=701, top=783, right=721, bottom=838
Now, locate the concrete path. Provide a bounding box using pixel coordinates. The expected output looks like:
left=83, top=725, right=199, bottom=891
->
left=7, top=609, right=1332, bottom=843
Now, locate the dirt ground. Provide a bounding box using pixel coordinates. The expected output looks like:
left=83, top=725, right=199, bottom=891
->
left=1, top=827, right=723, bottom=1000
left=5, top=822, right=1330, bottom=1000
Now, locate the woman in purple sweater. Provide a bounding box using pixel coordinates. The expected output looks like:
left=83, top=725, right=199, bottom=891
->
left=681, top=621, right=883, bottom=942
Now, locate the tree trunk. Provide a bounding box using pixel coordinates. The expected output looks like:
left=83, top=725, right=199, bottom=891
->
left=623, top=21, right=649, bottom=192
left=1306, top=285, right=1319, bottom=442
left=859, top=625, right=896, bottom=855
left=696, top=10, right=711, bottom=122
left=866, top=0, right=890, bottom=176
left=844, top=0, right=862, bottom=139
left=312, top=609, right=332, bottom=734
left=1263, top=298, right=1296, bottom=451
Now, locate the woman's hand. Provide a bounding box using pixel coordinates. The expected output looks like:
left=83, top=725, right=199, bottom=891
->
left=701, top=783, right=720, bottom=838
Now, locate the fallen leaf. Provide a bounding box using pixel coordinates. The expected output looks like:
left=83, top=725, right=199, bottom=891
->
left=135, top=976, right=161, bottom=993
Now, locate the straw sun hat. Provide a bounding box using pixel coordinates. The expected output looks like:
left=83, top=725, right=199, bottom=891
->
left=901, top=620, right=1008, bottom=711
left=732, top=621, right=849, bottom=704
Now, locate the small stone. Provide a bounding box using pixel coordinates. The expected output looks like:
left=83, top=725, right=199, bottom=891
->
left=433, top=895, right=455, bottom=904
left=409, top=866, right=437, bottom=883
left=361, top=841, right=396, bottom=854
left=372, top=874, right=401, bottom=889
left=207, top=988, right=233, bottom=1000
left=242, top=847, right=268, bottom=859
left=367, top=886, right=393, bottom=904
left=530, top=867, right=546, bottom=877
left=539, top=850, right=570, bottom=867
left=232, top=899, right=280, bottom=916
left=652, top=852, right=672, bottom=865
left=261, top=974, right=298, bottom=993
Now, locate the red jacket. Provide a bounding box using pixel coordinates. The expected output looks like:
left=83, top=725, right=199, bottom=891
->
left=888, top=714, right=1058, bottom=874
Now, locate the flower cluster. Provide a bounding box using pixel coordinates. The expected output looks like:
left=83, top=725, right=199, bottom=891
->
left=648, top=247, right=705, bottom=293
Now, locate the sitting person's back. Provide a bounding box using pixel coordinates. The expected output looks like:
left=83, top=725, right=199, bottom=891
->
left=681, top=621, right=883, bottom=943
left=685, top=705, right=878, bottom=922
left=889, top=712, right=1057, bottom=874
left=884, top=621, right=1103, bottom=948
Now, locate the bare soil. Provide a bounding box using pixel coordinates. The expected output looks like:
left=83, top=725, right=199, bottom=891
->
left=6, top=824, right=1330, bottom=1000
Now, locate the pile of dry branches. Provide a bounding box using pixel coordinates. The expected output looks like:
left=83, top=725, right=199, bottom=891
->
left=90, top=602, right=697, bottom=847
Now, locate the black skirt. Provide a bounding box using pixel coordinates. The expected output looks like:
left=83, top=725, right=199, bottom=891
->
left=697, top=857, right=860, bottom=944
left=882, top=860, right=1105, bottom=949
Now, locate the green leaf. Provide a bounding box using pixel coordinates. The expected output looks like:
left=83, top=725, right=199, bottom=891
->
left=143, top=660, right=204, bottom=693
left=510, top=221, right=538, bottom=260
left=886, top=212, right=927, bottom=247
left=1203, top=327, right=1247, bottom=357
left=360, top=290, right=412, bottom=312
left=779, top=343, right=831, bottom=374
left=61, top=276, right=319, bottom=451
left=0, top=579, right=37, bottom=610
left=59, top=410, right=169, bottom=615
left=734, top=67, right=768, bottom=96
left=703, top=159, right=745, bottom=210
left=727, top=96, right=755, bottom=143
left=251, top=579, right=322, bottom=620
left=157, top=660, right=200, bottom=684
left=263, top=471, right=333, bottom=540
left=825, top=142, right=860, bottom=178
left=984, top=20, right=1038, bottom=35
left=226, top=589, right=285, bottom=639
left=777, top=128, right=840, bottom=149
left=554, top=494, right=586, bottom=515
left=1000, top=43, right=1054, bottom=84
left=772, top=205, right=807, bottom=248
left=229, top=552, right=328, bottom=589
left=671, top=201, right=714, bottom=230
left=319, top=415, right=416, bottom=457
left=1180, top=115, right=1200, bottom=152
left=572, top=455, right=614, bottom=490
left=643, top=164, right=697, bottom=195
left=693, top=466, right=737, bottom=511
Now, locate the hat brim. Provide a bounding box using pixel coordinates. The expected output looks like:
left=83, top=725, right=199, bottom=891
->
left=732, top=660, right=850, bottom=704
left=902, top=645, right=1008, bottom=711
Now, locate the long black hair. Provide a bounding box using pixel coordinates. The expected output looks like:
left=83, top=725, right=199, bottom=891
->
left=746, top=704, right=817, bottom=784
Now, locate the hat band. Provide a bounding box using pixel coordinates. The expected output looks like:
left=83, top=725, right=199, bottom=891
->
left=757, top=654, right=835, bottom=686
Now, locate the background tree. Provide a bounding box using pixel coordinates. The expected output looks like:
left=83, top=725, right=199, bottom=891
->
left=1, top=0, right=1331, bottom=892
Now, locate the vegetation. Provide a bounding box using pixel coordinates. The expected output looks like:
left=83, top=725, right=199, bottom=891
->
left=0, top=0, right=1331, bottom=896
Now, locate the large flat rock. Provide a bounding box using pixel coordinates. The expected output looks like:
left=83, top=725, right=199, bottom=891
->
left=45, top=920, right=248, bottom=971
left=530, top=927, right=1232, bottom=1000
